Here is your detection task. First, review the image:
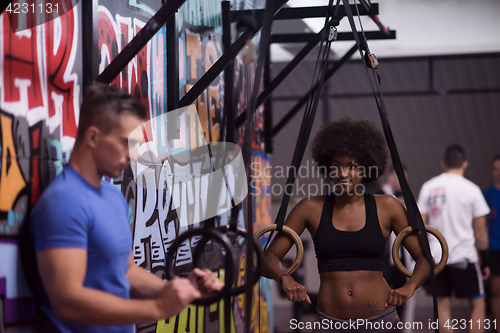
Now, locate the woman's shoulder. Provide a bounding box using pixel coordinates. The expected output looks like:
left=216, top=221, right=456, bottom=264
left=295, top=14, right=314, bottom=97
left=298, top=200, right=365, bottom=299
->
left=291, top=195, right=328, bottom=214
left=286, top=195, right=328, bottom=228
left=372, top=193, right=405, bottom=212
left=299, top=194, right=328, bottom=206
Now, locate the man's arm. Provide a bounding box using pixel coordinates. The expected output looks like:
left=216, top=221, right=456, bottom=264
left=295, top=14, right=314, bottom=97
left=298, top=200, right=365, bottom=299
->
left=37, top=248, right=201, bottom=326
left=126, top=255, right=224, bottom=299
left=126, top=254, right=166, bottom=299
left=473, top=215, right=489, bottom=251
left=473, top=215, right=490, bottom=278
left=421, top=213, right=428, bottom=225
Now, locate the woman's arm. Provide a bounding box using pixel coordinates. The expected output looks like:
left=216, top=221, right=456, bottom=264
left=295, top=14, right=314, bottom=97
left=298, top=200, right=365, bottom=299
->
left=263, top=197, right=316, bottom=303
left=380, top=195, right=431, bottom=307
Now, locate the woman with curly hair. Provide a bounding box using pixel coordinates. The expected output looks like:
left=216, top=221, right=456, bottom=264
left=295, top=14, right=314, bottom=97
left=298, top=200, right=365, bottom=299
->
left=263, top=117, right=430, bottom=332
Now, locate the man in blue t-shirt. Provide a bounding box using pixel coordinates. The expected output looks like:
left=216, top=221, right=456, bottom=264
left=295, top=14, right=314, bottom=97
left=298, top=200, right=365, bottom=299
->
left=30, top=83, right=223, bottom=333
left=484, top=155, right=500, bottom=329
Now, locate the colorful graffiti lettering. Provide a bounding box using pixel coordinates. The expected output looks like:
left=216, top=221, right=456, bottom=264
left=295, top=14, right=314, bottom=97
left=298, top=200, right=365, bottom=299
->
left=0, top=0, right=77, bottom=232
left=251, top=152, right=271, bottom=232
left=177, top=0, right=222, bottom=34
left=98, top=0, right=270, bottom=330
left=0, top=0, right=271, bottom=330
left=182, top=28, right=222, bottom=145
left=1, top=5, right=79, bottom=142
left=0, top=3, right=79, bottom=331
left=97, top=6, right=151, bottom=116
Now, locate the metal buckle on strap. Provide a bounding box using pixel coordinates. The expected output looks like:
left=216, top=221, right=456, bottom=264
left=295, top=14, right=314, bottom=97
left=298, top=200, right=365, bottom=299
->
left=328, top=25, right=338, bottom=41
left=365, top=53, right=379, bottom=69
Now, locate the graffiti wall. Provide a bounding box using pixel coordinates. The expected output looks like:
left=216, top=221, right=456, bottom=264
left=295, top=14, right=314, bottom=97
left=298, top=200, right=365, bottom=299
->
left=0, top=1, right=81, bottom=331
left=0, top=0, right=272, bottom=331
left=96, top=0, right=272, bottom=332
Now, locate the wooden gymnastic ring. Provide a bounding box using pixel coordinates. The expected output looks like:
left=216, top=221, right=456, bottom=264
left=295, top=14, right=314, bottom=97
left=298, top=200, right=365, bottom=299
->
left=392, top=225, right=449, bottom=278
left=254, top=225, right=304, bottom=279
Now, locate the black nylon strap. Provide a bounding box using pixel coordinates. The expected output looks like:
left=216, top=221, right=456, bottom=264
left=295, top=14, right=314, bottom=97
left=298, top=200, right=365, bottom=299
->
left=270, top=1, right=335, bottom=238
left=341, top=1, right=439, bottom=330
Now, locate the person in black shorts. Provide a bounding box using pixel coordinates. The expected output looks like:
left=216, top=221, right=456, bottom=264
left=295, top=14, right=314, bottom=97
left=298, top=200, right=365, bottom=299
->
left=418, top=145, right=490, bottom=333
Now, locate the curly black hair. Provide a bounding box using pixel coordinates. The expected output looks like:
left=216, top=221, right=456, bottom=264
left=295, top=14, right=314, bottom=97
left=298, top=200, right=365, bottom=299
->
left=310, top=117, right=388, bottom=183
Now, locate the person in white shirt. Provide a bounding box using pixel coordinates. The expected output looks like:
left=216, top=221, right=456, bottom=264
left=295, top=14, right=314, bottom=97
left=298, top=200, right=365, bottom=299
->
left=418, top=145, right=490, bottom=333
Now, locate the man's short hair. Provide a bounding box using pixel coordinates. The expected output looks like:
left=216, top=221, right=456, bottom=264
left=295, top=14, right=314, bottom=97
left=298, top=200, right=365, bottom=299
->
left=76, top=83, right=147, bottom=141
left=492, top=155, right=500, bottom=167
left=443, top=144, right=466, bottom=169
left=387, top=164, right=408, bottom=174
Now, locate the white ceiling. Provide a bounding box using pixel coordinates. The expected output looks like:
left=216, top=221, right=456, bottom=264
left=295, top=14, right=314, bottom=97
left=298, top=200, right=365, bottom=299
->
left=271, top=0, right=500, bottom=61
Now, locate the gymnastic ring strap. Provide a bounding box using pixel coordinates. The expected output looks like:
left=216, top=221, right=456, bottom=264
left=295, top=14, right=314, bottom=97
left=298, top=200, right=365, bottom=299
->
left=341, top=1, right=440, bottom=330
left=268, top=0, right=336, bottom=246
left=198, top=225, right=264, bottom=296
left=392, top=226, right=449, bottom=278
left=164, top=227, right=237, bottom=306
left=254, top=225, right=304, bottom=279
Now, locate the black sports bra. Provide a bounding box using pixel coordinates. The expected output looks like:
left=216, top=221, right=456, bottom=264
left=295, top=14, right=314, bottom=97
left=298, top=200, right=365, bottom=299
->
left=313, top=193, right=386, bottom=273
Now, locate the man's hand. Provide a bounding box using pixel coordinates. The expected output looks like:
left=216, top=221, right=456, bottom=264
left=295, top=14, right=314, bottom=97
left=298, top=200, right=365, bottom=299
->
left=37, top=248, right=211, bottom=324
left=479, top=249, right=491, bottom=280
left=482, top=266, right=491, bottom=280
left=154, top=269, right=223, bottom=319
left=155, top=277, right=202, bottom=318
left=188, top=268, right=225, bottom=297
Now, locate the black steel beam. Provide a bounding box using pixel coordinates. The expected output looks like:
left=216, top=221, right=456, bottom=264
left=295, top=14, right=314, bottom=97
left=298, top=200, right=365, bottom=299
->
left=0, top=0, right=14, bottom=16
left=230, top=4, right=378, bottom=21
left=271, top=30, right=396, bottom=44
left=221, top=1, right=234, bottom=144
left=82, top=0, right=98, bottom=89
left=233, top=12, right=393, bottom=129
left=288, top=87, right=500, bottom=100
left=96, top=0, right=187, bottom=84
left=234, top=18, right=332, bottom=130
left=272, top=44, right=358, bottom=137
left=166, top=15, right=179, bottom=111
left=264, top=49, right=273, bottom=154
left=222, top=5, right=234, bottom=326
left=177, top=0, right=288, bottom=108
left=261, top=30, right=323, bottom=102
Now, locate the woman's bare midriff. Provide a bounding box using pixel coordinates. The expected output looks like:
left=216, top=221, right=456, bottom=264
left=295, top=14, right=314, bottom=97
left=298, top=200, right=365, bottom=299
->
left=317, top=270, right=393, bottom=320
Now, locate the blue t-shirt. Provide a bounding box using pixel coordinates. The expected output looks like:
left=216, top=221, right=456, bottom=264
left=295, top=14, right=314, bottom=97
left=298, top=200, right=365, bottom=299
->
left=484, top=186, right=500, bottom=250
left=31, top=165, right=133, bottom=333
